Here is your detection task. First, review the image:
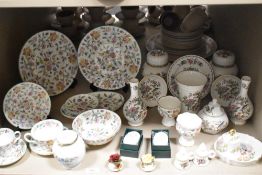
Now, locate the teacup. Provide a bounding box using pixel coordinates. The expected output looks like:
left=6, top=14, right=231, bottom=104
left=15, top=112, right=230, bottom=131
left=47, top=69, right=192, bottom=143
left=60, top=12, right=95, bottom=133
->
left=24, top=119, right=64, bottom=153
left=158, top=96, right=181, bottom=127
left=0, top=128, right=21, bottom=153
left=175, top=70, right=207, bottom=113
left=176, top=112, right=202, bottom=147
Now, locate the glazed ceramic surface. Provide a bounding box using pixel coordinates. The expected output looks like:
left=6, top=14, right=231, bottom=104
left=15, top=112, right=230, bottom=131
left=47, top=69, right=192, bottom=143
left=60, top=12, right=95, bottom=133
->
left=198, top=99, right=229, bottom=134
left=211, top=75, right=241, bottom=107
left=0, top=128, right=21, bottom=149
left=193, top=143, right=216, bottom=167
left=19, top=30, right=78, bottom=96
left=214, top=130, right=262, bottom=166
left=78, top=26, right=141, bottom=90
left=29, top=142, right=52, bottom=156
left=72, top=109, right=121, bottom=145
left=210, top=61, right=238, bottom=78
left=60, top=94, right=99, bottom=119
left=108, top=161, right=124, bottom=172
left=89, top=91, right=125, bottom=111
left=0, top=139, right=27, bottom=166
left=212, top=49, right=235, bottom=67
left=146, top=49, right=168, bottom=66
left=174, top=148, right=193, bottom=170
left=139, top=75, right=167, bottom=107
left=142, top=62, right=171, bottom=79
left=3, top=82, right=51, bottom=129
left=167, top=55, right=214, bottom=99
left=140, top=154, right=156, bottom=172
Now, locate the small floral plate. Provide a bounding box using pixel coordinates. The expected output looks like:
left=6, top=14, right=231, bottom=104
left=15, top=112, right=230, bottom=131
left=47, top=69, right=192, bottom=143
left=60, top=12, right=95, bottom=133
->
left=211, top=75, right=241, bottom=107
left=19, top=30, right=78, bottom=96
left=78, top=26, right=141, bottom=90
left=139, top=75, right=167, bottom=107
left=0, top=139, right=27, bottom=166
left=60, top=94, right=99, bottom=119
left=29, top=142, right=52, bottom=156
left=89, top=91, right=125, bottom=111
left=3, top=82, right=51, bottom=129
left=167, top=55, right=214, bottom=98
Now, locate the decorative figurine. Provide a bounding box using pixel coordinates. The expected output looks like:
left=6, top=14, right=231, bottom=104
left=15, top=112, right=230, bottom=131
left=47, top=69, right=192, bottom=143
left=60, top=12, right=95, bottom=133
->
left=140, top=154, right=156, bottom=172
left=107, top=153, right=123, bottom=172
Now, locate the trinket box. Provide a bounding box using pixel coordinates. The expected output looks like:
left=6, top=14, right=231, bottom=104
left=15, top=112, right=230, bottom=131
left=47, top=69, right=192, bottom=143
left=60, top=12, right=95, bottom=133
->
left=151, top=130, right=171, bottom=158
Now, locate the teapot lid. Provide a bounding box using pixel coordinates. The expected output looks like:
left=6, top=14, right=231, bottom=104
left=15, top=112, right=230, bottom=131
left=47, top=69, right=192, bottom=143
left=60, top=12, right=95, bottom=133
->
left=57, top=130, right=78, bottom=146
left=204, top=99, right=224, bottom=116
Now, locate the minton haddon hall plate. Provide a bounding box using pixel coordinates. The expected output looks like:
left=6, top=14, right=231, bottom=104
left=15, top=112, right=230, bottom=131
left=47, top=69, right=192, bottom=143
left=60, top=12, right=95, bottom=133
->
left=78, top=26, right=141, bottom=90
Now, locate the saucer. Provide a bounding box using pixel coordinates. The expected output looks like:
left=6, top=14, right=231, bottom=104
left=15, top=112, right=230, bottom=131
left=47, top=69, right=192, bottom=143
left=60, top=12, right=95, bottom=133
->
left=0, top=139, right=27, bottom=166
left=107, top=162, right=124, bottom=172
left=29, top=143, right=52, bottom=156
left=140, top=162, right=157, bottom=172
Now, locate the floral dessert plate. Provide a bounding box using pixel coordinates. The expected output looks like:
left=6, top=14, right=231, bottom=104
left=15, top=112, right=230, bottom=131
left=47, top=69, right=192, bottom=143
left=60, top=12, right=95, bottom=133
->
left=29, top=142, right=52, bottom=156
left=60, top=94, right=99, bottom=119
left=139, top=75, right=167, bottom=107
left=3, top=82, right=51, bottom=129
left=167, top=55, right=214, bottom=98
left=0, top=139, right=27, bottom=166
left=19, top=30, right=78, bottom=96
left=214, top=130, right=262, bottom=166
left=89, top=91, right=125, bottom=111
left=211, top=75, right=241, bottom=107
left=78, top=26, right=141, bottom=90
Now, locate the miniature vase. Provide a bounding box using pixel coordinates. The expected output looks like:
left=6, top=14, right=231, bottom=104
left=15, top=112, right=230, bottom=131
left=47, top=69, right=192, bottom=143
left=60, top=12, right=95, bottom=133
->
left=228, top=76, right=254, bottom=125
left=123, top=78, right=147, bottom=126
left=198, top=99, right=229, bottom=134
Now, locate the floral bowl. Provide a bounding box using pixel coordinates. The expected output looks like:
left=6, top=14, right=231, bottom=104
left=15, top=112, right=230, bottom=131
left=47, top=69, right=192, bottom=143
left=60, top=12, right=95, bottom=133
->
left=72, top=109, right=121, bottom=145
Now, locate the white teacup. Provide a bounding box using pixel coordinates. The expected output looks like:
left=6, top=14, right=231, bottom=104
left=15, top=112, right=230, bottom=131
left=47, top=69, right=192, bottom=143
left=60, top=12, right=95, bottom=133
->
left=24, top=119, right=64, bottom=153
left=193, top=143, right=216, bottom=166
left=175, top=71, right=207, bottom=113
left=0, top=128, right=21, bottom=152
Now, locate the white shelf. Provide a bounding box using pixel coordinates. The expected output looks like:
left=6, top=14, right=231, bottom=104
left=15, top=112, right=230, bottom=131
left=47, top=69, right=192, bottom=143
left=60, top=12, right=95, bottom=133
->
left=0, top=0, right=262, bottom=7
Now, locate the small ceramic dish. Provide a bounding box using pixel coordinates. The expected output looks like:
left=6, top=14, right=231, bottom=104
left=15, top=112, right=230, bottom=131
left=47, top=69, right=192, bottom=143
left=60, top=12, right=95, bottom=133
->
left=139, top=75, right=167, bottom=107
left=60, top=94, right=99, bottom=119
left=211, top=75, right=241, bottom=107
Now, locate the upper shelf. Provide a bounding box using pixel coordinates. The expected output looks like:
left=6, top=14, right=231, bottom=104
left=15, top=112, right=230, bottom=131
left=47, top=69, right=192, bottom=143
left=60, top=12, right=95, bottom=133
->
left=0, top=0, right=262, bottom=7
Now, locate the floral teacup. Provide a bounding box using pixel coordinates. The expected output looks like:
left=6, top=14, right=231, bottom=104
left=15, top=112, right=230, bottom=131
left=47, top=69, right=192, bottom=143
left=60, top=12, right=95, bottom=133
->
left=0, top=128, right=21, bottom=154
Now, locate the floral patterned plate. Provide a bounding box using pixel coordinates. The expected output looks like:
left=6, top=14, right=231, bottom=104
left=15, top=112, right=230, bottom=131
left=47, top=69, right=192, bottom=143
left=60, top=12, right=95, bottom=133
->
left=78, top=26, right=141, bottom=90
left=72, top=109, right=121, bottom=145
left=214, top=130, right=262, bottom=166
left=0, top=139, right=27, bottom=166
left=211, top=75, right=241, bottom=107
left=167, top=55, right=214, bottom=98
left=60, top=94, right=99, bottom=119
left=19, top=30, right=78, bottom=96
left=29, top=142, right=52, bottom=156
left=89, top=91, right=125, bottom=111
left=139, top=75, right=167, bottom=107
left=3, top=82, right=51, bottom=129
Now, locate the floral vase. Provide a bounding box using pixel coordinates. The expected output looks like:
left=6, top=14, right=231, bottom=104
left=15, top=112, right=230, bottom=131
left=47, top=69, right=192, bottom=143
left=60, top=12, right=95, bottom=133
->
left=228, top=76, right=254, bottom=125
left=123, top=78, right=147, bottom=126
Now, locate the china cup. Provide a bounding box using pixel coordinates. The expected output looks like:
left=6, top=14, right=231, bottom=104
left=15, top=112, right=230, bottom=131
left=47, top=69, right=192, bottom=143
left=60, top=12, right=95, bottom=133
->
left=0, top=128, right=21, bottom=154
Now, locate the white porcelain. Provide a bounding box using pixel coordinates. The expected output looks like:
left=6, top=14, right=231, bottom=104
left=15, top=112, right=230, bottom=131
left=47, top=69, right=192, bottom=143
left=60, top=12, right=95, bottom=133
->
left=167, top=55, right=214, bottom=99
left=72, top=109, right=121, bottom=145
left=211, top=75, right=241, bottom=107
left=52, top=130, right=86, bottom=169
left=78, top=26, right=141, bottom=90
left=212, top=49, right=235, bottom=67
left=123, top=78, right=147, bottom=126
left=0, top=128, right=21, bottom=150
left=3, top=82, right=51, bottom=129
left=211, top=61, right=238, bottom=78
left=198, top=99, right=229, bottom=134
left=214, top=129, right=262, bottom=166
left=193, top=143, right=216, bottom=166
left=60, top=94, right=99, bottom=119
left=173, top=148, right=193, bottom=170
left=228, top=76, right=254, bottom=125
left=0, top=139, right=27, bottom=166
left=152, top=131, right=169, bottom=146
left=158, top=96, right=181, bottom=127
left=108, top=161, right=124, bottom=172
left=24, top=119, right=64, bottom=155
left=147, top=49, right=168, bottom=66
left=29, top=142, right=52, bottom=156
left=176, top=112, right=202, bottom=147
left=175, top=71, right=207, bottom=113
left=142, top=62, right=171, bottom=79
left=123, top=131, right=140, bottom=145
left=140, top=154, right=156, bottom=172
left=139, top=75, right=167, bottom=107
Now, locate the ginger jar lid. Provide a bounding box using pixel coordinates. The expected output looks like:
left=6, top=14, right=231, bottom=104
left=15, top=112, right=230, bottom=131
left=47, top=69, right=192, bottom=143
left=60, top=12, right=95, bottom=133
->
left=203, top=99, right=224, bottom=117
left=212, top=49, right=235, bottom=67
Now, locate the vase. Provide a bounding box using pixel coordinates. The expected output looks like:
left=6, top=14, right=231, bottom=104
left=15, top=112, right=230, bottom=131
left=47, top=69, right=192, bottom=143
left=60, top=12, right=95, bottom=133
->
left=228, top=76, right=254, bottom=125
left=123, top=78, right=147, bottom=126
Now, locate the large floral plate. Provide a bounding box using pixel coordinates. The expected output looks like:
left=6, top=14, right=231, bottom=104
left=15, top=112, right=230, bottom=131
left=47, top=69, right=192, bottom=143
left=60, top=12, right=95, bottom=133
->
left=3, top=82, right=51, bottom=129
left=19, top=30, right=78, bottom=96
left=211, top=75, right=241, bottom=107
left=167, top=55, right=214, bottom=98
left=78, top=26, right=141, bottom=90
left=89, top=91, right=125, bottom=111
left=139, top=75, right=167, bottom=107
left=0, top=139, right=27, bottom=166
left=72, top=109, right=121, bottom=145
left=214, top=130, right=262, bottom=166
left=146, top=33, right=217, bottom=59
left=60, top=94, right=99, bottom=119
